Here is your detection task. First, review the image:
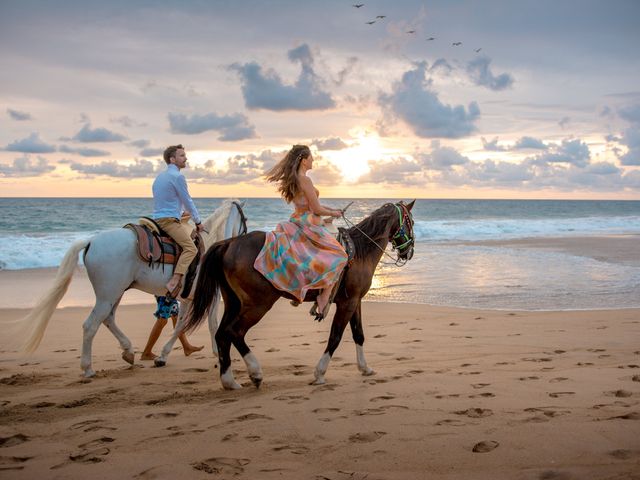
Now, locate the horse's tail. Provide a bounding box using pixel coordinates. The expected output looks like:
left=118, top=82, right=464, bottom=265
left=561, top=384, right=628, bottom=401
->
left=19, top=239, right=90, bottom=352
left=184, top=240, right=229, bottom=334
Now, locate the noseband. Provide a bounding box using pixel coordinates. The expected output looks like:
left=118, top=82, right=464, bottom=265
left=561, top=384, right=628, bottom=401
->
left=231, top=201, right=249, bottom=236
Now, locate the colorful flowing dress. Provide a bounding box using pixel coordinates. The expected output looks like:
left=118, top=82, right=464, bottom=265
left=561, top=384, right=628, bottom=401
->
left=254, top=194, right=348, bottom=302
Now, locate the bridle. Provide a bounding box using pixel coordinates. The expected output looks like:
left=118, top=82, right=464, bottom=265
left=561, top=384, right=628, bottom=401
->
left=231, top=201, right=249, bottom=236
left=341, top=201, right=416, bottom=267
left=389, top=202, right=415, bottom=264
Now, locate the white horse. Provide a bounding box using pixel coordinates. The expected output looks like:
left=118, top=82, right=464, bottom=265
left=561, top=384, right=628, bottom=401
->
left=16, top=199, right=247, bottom=377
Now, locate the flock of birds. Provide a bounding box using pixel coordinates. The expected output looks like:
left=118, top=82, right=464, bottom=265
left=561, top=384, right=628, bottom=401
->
left=352, top=3, right=482, bottom=52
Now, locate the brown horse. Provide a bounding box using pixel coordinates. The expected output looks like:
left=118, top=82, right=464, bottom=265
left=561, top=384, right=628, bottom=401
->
left=185, top=200, right=416, bottom=389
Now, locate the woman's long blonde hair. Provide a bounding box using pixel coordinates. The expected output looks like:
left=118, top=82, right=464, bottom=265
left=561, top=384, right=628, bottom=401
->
left=265, top=145, right=311, bottom=203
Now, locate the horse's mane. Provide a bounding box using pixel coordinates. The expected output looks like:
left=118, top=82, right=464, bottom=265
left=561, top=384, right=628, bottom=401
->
left=202, top=199, right=239, bottom=246
left=347, top=203, right=395, bottom=258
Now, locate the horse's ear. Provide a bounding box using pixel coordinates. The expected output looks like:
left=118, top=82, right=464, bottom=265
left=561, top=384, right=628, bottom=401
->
left=406, top=199, right=416, bottom=211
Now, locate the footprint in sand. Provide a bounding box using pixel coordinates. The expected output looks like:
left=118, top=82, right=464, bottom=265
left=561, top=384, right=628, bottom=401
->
left=182, top=368, right=208, bottom=373
left=608, top=412, right=640, bottom=420
left=31, top=401, right=56, bottom=409
left=265, top=348, right=280, bottom=353
left=522, top=357, right=553, bottom=363
left=395, top=356, right=414, bottom=361
left=632, top=375, right=640, bottom=382
left=471, top=383, right=491, bottom=389
left=192, top=457, right=250, bottom=475
left=548, top=392, right=575, bottom=398
left=587, top=348, right=606, bottom=353
left=618, top=364, right=640, bottom=369
left=549, top=377, right=569, bottom=383
left=472, top=440, right=499, bottom=453
left=454, top=408, right=493, bottom=418
left=68, top=447, right=110, bottom=464
left=608, top=449, right=634, bottom=460
left=373, top=334, right=387, bottom=338
left=525, top=407, right=570, bottom=418
left=0, top=434, right=29, bottom=448
left=607, top=389, right=632, bottom=398
left=538, top=470, right=571, bottom=480
left=348, top=431, right=386, bottom=443
left=364, top=378, right=389, bottom=385
left=273, top=444, right=310, bottom=454
left=145, top=412, right=179, bottom=419
left=228, top=413, right=273, bottom=424
left=312, top=407, right=341, bottom=414
left=469, top=392, right=496, bottom=398
left=370, top=395, right=395, bottom=402
left=0, top=454, right=32, bottom=471
left=78, top=437, right=115, bottom=449
left=436, top=419, right=466, bottom=427
left=273, top=394, right=309, bottom=404
left=519, top=376, right=540, bottom=381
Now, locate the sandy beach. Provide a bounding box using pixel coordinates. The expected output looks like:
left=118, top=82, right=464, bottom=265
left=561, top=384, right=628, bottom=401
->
left=1, top=298, right=639, bottom=479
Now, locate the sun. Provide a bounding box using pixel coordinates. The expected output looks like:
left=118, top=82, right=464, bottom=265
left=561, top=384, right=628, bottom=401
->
left=323, top=131, right=384, bottom=182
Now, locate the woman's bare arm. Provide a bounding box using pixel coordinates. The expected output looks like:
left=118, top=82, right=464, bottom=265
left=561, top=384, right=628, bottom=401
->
left=298, top=175, right=341, bottom=217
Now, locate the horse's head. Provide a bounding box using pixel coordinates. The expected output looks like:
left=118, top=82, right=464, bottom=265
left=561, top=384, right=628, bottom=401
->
left=389, top=200, right=415, bottom=262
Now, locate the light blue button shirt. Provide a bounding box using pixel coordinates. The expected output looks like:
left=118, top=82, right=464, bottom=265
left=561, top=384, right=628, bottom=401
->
left=151, top=164, right=201, bottom=224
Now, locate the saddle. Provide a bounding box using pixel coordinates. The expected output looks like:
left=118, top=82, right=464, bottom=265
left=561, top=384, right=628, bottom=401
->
left=124, top=217, right=205, bottom=298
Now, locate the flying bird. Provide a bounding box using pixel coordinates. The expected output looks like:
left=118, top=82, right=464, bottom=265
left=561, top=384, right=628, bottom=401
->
left=366, top=20, right=376, bottom=24
left=426, top=37, right=436, bottom=41
left=474, top=47, right=482, bottom=53
left=376, top=15, right=386, bottom=19
left=353, top=3, right=364, bottom=8
left=452, top=42, right=462, bottom=46
left=407, top=30, right=416, bottom=34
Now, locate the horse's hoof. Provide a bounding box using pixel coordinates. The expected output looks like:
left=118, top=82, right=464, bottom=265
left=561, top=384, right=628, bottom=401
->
left=310, top=377, right=326, bottom=386
left=222, top=381, right=243, bottom=390
left=251, top=376, right=263, bottom=389
left=361, top=367, right=375, bottom=376
left=121, top=351, right=135, bottom=365
left=154, top=358, right=166, bottom=368
left=83, top=369, right=96, bottom=378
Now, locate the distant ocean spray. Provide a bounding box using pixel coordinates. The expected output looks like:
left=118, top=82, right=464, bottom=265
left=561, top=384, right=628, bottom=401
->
left=2, top=198, right=640, bottom=310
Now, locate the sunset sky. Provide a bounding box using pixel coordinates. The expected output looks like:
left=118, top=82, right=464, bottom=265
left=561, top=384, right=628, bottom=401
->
left=1, top=0, right=639, bottom=199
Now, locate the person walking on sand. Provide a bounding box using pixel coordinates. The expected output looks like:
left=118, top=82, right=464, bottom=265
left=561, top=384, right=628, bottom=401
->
left=151, top=144, right=204, bottom=297
left=140, top=296, right=203, bottom=361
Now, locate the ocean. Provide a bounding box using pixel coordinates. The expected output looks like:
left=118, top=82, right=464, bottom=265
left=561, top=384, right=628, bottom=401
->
left=2, top=198, right=640, bottom=311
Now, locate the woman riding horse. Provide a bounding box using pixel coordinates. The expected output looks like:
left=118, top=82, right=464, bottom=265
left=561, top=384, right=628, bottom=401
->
left=254, top=144, right=348, bottom=321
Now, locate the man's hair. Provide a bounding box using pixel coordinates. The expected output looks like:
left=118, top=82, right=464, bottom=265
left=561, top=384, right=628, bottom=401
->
left=163, top=144, right=184, bottom=165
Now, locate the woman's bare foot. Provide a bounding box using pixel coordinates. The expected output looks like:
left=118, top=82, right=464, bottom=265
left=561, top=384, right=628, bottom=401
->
left=140, top=351, right=157, bottom=361
left=183, top=345, right=204, bottom=356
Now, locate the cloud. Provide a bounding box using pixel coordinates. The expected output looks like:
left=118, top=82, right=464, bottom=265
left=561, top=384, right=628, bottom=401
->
left=72, top=124, right=127, bottom=143
left=513, top=136, right=548, bottom=150
left=230, top=44, right=335, bottom=111
left=379, top=62, right=480, bottom=139
left=0, top=155, right=55, bottom=177
left=482, top=136, right=549, bottom=152
left=618, top=104, right=640, bottom=124
left=7, top=108, right=32, bottom=121
left=139, top=147, right=164, bottom=157
left=418, top=142, right=470, bottom=171
left=186, top=150, right=282, bottom=184
left=167, top=112, right=257, bottom=141
left=466, top=56, right=514, bottom=91
left=481, top=137, right=507, bottom=151
left=59, top=145, right=111, bottom=157
left=311, top=137, right=350, bottom=151
left=617, top=126, right=640, bottom=165
left=5, top=133, right=56, bottom=153
left=359, top=157, right=423, bottom=185
left=69, top=159, right=160, bottom=178
left=129, top=139, right=150, bottom=148
left=110, top=115, right=147, bottom=128
left=529, top=139, right=590, bottom=167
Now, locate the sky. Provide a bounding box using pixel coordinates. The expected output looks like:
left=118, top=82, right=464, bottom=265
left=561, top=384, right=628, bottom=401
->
left=1, top=0, right=639, bottom=199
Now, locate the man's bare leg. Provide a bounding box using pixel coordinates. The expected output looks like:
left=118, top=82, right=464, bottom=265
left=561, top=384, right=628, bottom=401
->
left=141, top=317, right=168, bottom=360
left=172, top=316, right=203, bottom=356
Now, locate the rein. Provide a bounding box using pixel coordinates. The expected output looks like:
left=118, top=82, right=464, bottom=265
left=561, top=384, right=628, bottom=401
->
left=341, top=202, right=414, bottom=267
left=232, top=201, right=249, bottom=236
